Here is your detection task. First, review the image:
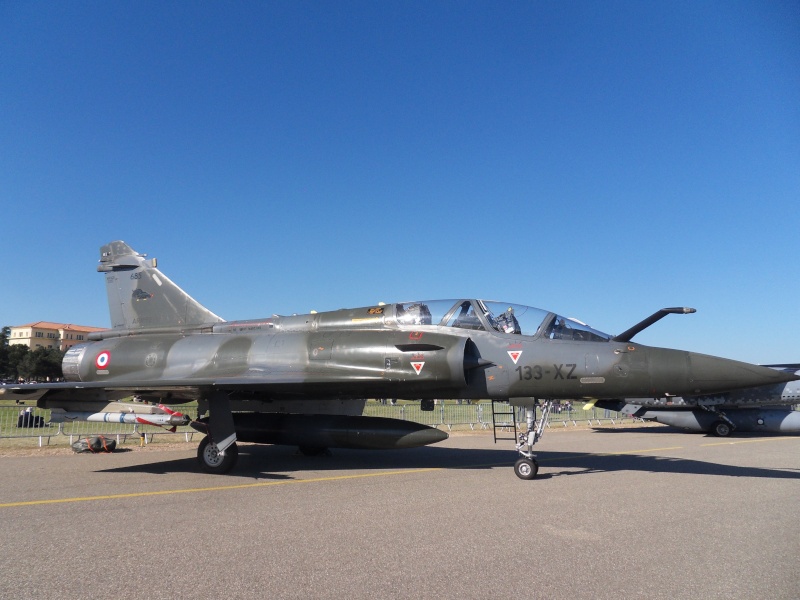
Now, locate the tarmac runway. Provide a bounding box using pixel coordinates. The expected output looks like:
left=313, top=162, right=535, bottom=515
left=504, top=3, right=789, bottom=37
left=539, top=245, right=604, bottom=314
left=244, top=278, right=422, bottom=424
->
left=0, top=426, right=797, bottom=600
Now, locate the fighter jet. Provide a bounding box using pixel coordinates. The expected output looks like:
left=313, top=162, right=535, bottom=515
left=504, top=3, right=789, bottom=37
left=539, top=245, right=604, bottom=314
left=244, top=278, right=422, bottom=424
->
left=1, top=241, right=796, bottom=479
left=594, top=366, right=800, bottom=436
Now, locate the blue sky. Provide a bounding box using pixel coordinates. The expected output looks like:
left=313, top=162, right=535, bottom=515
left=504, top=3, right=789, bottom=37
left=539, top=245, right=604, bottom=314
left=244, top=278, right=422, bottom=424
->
left=1, top=1, right=798, bottom=364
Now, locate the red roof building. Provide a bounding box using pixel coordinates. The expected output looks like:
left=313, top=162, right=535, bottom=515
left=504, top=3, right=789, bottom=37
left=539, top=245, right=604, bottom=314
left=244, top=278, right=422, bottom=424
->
left=9, top=322, right=107, bottom=351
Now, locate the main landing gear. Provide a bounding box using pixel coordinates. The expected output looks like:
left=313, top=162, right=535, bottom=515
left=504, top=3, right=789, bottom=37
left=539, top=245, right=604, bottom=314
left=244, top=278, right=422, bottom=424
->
left=193, top=392, right=239, bottom=474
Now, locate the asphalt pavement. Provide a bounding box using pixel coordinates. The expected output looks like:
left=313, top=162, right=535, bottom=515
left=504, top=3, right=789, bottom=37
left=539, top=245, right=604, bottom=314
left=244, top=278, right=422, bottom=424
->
left=0, top=426, right=797, bottom=600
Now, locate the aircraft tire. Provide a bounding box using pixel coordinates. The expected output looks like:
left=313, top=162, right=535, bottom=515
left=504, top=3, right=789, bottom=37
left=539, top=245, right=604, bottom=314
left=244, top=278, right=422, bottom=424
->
left=514, top=458, right=538, bottom=480
left=710, top=421, right=732, bottom=437
left=197, top=435, right=239, bottom=474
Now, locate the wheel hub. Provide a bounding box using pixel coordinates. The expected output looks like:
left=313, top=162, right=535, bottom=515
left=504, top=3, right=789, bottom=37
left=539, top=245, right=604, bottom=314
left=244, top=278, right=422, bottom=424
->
left=203, top=443, right=223, bottom=466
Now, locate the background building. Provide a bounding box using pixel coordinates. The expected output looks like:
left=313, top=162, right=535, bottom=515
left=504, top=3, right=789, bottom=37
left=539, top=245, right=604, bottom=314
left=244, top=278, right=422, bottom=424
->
left=8, top=322, right=106, bottom=351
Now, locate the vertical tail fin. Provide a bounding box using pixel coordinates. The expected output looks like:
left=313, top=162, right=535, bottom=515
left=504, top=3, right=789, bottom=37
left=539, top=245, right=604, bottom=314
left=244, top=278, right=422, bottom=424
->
left=98, top=241, right=225, bottom=330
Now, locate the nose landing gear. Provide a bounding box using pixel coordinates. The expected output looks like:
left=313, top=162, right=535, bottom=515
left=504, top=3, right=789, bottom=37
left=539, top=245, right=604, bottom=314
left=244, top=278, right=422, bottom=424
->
left=513, top=400, right=553, bottom=480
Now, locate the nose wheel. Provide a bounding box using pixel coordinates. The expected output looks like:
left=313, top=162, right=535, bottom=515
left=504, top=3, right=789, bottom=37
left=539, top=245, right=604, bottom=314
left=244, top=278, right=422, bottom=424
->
left=514, top=457, right=539, bottom=480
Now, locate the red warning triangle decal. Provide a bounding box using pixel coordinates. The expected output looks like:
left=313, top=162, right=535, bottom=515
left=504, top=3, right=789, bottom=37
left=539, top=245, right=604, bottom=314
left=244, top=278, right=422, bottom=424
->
left=411, top=361, right=425, bottom=375
left=507, top=351, right=522, bottom=365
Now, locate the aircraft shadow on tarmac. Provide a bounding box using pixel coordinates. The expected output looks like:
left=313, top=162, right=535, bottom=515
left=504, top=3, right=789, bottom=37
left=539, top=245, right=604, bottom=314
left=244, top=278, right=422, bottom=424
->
left=98, top=439, right=800, bottom=481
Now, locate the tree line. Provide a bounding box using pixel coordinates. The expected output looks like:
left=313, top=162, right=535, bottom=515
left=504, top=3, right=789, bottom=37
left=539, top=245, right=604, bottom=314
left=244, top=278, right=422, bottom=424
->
left=0, top=327, right=65, bottom=382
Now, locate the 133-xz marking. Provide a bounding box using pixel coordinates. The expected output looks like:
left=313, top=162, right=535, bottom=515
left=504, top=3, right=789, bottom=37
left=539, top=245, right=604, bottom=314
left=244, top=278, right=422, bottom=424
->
left=516, top=364, right=577, bottom=381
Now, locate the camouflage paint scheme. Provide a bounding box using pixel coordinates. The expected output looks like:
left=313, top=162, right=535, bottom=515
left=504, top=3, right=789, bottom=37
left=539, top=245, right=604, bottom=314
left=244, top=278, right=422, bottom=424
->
left=2, top=241, right=796, bottom=475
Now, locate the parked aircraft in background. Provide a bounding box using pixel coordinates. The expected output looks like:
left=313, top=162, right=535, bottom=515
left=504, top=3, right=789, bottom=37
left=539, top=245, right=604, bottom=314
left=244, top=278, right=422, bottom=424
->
left=1, top=241, right=796, bottom=479
left=594, top=369, right=800, bottom=435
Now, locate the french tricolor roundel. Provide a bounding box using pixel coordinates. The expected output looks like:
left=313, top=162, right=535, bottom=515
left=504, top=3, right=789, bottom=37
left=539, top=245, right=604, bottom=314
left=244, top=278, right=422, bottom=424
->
left=507, top=350, right=522, bottom=365
left=411, top=361, right=425, bottom=375
left=95, top=350, right=111, bottom=370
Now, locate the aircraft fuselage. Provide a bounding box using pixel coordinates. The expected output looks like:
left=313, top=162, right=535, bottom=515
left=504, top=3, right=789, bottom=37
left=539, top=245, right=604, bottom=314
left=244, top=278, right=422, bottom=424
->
left=54, top=300, right=793, bottom=406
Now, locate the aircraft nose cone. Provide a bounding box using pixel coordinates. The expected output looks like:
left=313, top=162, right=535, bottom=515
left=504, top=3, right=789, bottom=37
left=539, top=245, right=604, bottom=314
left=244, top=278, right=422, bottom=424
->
left=687, top=352, right=797, bottom=394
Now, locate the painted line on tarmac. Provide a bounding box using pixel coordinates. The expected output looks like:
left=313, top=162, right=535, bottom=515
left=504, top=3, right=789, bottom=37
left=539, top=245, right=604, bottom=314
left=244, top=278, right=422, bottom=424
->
left=0, top=468, right=443, bottom=509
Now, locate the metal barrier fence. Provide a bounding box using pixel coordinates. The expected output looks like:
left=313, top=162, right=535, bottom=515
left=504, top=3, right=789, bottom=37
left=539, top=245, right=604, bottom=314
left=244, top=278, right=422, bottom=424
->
left=1, top=402, right=632, bottom=446
left=363, top=402, right=630, bottom=430
left=0, top=405, right=200, bottom=447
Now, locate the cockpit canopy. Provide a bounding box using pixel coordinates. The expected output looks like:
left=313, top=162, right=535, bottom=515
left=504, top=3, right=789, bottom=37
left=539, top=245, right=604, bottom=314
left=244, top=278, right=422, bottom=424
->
left=395, top=299, right=610, bottom=342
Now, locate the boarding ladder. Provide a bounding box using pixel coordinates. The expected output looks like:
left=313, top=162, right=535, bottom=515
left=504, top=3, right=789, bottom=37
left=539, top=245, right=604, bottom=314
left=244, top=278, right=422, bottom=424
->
left=491, top=400, right=518, bottom=443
